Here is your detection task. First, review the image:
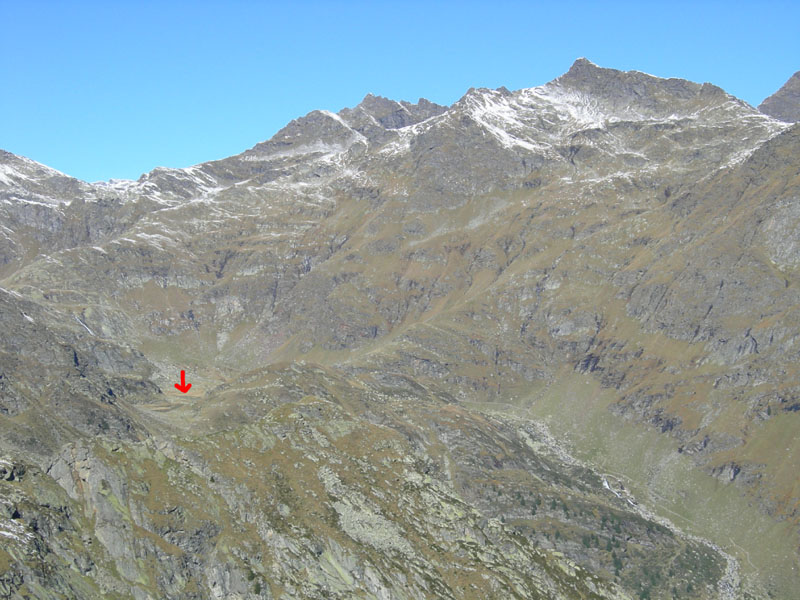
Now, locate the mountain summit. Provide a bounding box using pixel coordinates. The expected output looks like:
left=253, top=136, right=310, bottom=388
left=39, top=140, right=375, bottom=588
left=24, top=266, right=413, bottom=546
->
left=759, top=70, right=800, bottom=122
left=1, top=60, right=799, bottom=599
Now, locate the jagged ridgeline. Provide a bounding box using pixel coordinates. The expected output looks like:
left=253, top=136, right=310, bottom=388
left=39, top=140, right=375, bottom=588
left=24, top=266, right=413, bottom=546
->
left=1, top=59, right=799, bottom=599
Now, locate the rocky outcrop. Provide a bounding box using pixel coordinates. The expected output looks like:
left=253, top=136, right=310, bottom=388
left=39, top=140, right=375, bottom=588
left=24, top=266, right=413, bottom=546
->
left=759, top=71, right=800, bottom=122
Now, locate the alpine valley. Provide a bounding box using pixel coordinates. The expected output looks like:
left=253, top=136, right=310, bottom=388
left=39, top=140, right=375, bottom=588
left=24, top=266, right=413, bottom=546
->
left=1, top=59, right=799, bottom=599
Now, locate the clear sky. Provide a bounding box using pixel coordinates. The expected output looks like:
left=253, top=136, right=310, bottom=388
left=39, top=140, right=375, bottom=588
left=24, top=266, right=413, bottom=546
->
left=2, top=1, right=798, bottom=182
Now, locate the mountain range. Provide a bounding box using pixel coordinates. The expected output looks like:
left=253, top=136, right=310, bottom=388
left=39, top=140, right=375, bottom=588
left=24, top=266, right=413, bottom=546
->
left=1, top=58, right=799, bottom=599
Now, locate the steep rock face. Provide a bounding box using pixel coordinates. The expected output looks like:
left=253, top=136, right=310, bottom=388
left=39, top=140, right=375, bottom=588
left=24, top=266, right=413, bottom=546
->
left=759, top=71, right=800, bottom=122
left=1, top=59, right=799, bottom=598
left=0, top=288, right=158, bottom=458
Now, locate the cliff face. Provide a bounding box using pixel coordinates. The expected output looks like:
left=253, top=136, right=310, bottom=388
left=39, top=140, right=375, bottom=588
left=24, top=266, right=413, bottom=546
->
left=1, top=60, right=799, bottom=599
left=759, top=71, right=800, bottom=122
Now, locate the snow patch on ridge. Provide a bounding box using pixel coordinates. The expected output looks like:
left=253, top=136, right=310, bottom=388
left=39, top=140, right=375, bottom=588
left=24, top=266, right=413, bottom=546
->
left=465, top=90, right=546, bottom=152
left=0, top=163, right=19, bottom=186
left=320, top=110, right=369, bottom=148
left=719, top=120, right=793, bottom=169
left=241, top=140, right=353, bottom=161
left=92, top=178, right=138, bottom=192
left=0, top=155, right=72, bottom=187
left=521, top=85, right=609, bottom=131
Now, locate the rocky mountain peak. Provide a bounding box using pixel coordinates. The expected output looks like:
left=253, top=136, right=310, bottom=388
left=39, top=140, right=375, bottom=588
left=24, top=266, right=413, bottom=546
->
left=555, top=59, right=752, bottom=127
left=344, top=93, right=414, bottom=130
left=759, top=70, right=800, bottom=122
left=563, top=56, right=604, bottom=77
left=341, top=93, right=447, bottom=133
left=0, top=150, right=75, bottom=193
left=0, top=150, right=94, bottom=210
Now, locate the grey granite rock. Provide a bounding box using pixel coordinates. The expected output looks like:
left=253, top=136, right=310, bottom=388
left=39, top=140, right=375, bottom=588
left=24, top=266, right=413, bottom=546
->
left=759, top=71, right=800, bottom=122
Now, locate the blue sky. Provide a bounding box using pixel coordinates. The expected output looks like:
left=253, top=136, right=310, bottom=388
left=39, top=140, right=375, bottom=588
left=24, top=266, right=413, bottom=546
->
left=2, top=1, right=798, bottom=182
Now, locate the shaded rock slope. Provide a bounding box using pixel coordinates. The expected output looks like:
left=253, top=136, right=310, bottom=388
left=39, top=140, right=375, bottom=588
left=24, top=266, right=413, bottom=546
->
left=1, top=60, right=799, bottom=599
left=759, top=71, right=800, bottom=122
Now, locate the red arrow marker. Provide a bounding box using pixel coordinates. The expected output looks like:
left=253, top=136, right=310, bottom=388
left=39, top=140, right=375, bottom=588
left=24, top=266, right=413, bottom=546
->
left=174, top=370, right=192, bottom=393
